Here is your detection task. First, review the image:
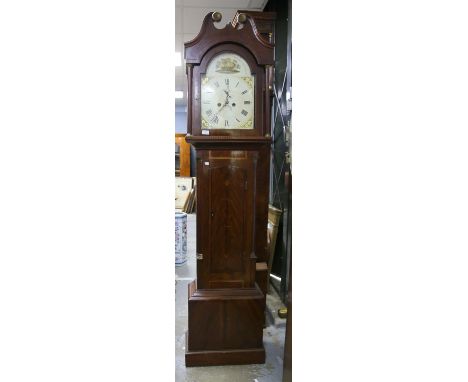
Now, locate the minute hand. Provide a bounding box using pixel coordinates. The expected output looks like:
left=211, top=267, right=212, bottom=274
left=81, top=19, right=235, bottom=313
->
left=219, top=94, right=230, bottom=111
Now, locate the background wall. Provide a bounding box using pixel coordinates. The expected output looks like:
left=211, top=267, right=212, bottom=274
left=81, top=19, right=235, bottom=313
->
left=175, top=105, right=187, bottom=134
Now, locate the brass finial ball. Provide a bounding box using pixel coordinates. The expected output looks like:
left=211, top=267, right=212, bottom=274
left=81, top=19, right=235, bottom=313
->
left=237, top=13, right=247, bottom=23
left=212, top=12, right=222, bottom=22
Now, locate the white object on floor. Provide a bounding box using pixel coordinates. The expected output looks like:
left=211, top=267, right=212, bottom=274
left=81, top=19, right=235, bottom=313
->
left=175, top=211, right=187, bottom=266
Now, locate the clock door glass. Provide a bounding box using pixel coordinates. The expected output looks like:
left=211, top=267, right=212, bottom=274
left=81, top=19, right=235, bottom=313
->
left=201, top=53, right=254, bottom=130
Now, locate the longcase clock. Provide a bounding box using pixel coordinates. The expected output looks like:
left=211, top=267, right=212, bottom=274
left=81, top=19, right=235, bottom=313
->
left=184, top=11, right=274, bottom=367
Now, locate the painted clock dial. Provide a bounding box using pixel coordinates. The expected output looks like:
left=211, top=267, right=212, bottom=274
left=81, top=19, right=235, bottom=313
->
left=201, top=52, right=255, bottom=130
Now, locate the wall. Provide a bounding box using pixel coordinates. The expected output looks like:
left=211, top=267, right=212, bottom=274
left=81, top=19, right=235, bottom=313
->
left=175, top=105, right=187, bottom=133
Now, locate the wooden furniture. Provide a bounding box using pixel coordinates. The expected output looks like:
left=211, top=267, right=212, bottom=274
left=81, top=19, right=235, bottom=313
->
left=255, top=205, right=282, bottom=325
left=175, top=133, right=191, bottom=177
left=175, top=177, right=193, bottom=210
left=267, top=205, right=282, bottom=292
left=184, top=11, right=275, bottom=367
left=235, top=10, right=276, bottom=44
left=282, top=256, right=292, bottom=382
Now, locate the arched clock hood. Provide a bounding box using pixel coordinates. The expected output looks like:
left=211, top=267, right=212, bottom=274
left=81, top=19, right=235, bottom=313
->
left=184, top=12, right=274, bottom=66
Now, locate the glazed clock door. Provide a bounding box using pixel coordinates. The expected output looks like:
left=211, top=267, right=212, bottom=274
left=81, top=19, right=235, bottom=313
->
left=196, top=151, right=257, bottom=289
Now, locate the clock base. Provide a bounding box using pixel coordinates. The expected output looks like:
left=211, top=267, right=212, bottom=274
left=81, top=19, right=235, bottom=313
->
left=185, top=280, right=266, bottom=367
left=185, top=334, right=265, bottom=367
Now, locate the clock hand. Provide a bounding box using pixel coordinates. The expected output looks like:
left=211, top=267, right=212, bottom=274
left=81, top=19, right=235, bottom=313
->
left=222, top=90, right=231, bottom=109
left=214, top=103, right=226, bottom=119
left=214, top=90, right=231, bottom=118
left=212, top=98, right=230, bottom=122
left=223, top=89, right=232, bottom=101
left=217, top=102, right=227, bottom=113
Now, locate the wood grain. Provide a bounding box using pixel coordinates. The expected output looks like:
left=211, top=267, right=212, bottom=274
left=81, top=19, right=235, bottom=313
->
left=186, top=281, right=265, bottom=366
left=184, top=10, right=275, bottom=367
left=175, top=133, right=191, bottom=177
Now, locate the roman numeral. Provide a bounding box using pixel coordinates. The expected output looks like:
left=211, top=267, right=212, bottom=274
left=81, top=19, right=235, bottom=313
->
left=225, top=78, right=229, bottom=86
left=210, top=115, right=219, bottom=124
left=244, top=101, right=251, bottom=105
left=241, top=109, right=248, bottom=116
left=241, top=90, right=248, bottom=95
left=206, top=109, right=213, bottom=116
left=225, top=120, right=229, bottom=127
left=236, top=118, right=240, bottom=122
left=235, top=81, right=239, bottom=87
left=214, top=81, right=220, bottom=88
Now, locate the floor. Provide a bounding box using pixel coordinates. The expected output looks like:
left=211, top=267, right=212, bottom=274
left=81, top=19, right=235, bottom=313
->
left=175, top=213, right=286, bottom=382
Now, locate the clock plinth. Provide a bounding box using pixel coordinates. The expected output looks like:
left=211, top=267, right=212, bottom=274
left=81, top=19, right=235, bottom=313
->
left=184, top=11, right=274, bottom=367
left=185, top=280, right=265, bottom=367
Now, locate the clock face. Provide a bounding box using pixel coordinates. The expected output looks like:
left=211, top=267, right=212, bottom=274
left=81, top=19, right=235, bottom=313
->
left=201, top=53, right=254, bottom=130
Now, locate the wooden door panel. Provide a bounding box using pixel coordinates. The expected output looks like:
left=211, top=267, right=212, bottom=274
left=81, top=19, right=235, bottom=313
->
left=207, top=157, right=254, bottom=288
left=210, top=165, right=246, bottom=274
left=196, top=149, right=259, bottom=289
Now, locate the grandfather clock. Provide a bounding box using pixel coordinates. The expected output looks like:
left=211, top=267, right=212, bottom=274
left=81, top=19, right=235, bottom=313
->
left=184, top=11, right=274, bottom=367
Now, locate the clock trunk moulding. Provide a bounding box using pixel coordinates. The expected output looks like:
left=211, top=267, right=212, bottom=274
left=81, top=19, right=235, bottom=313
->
left=184, top=11, right=275, bottom=367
